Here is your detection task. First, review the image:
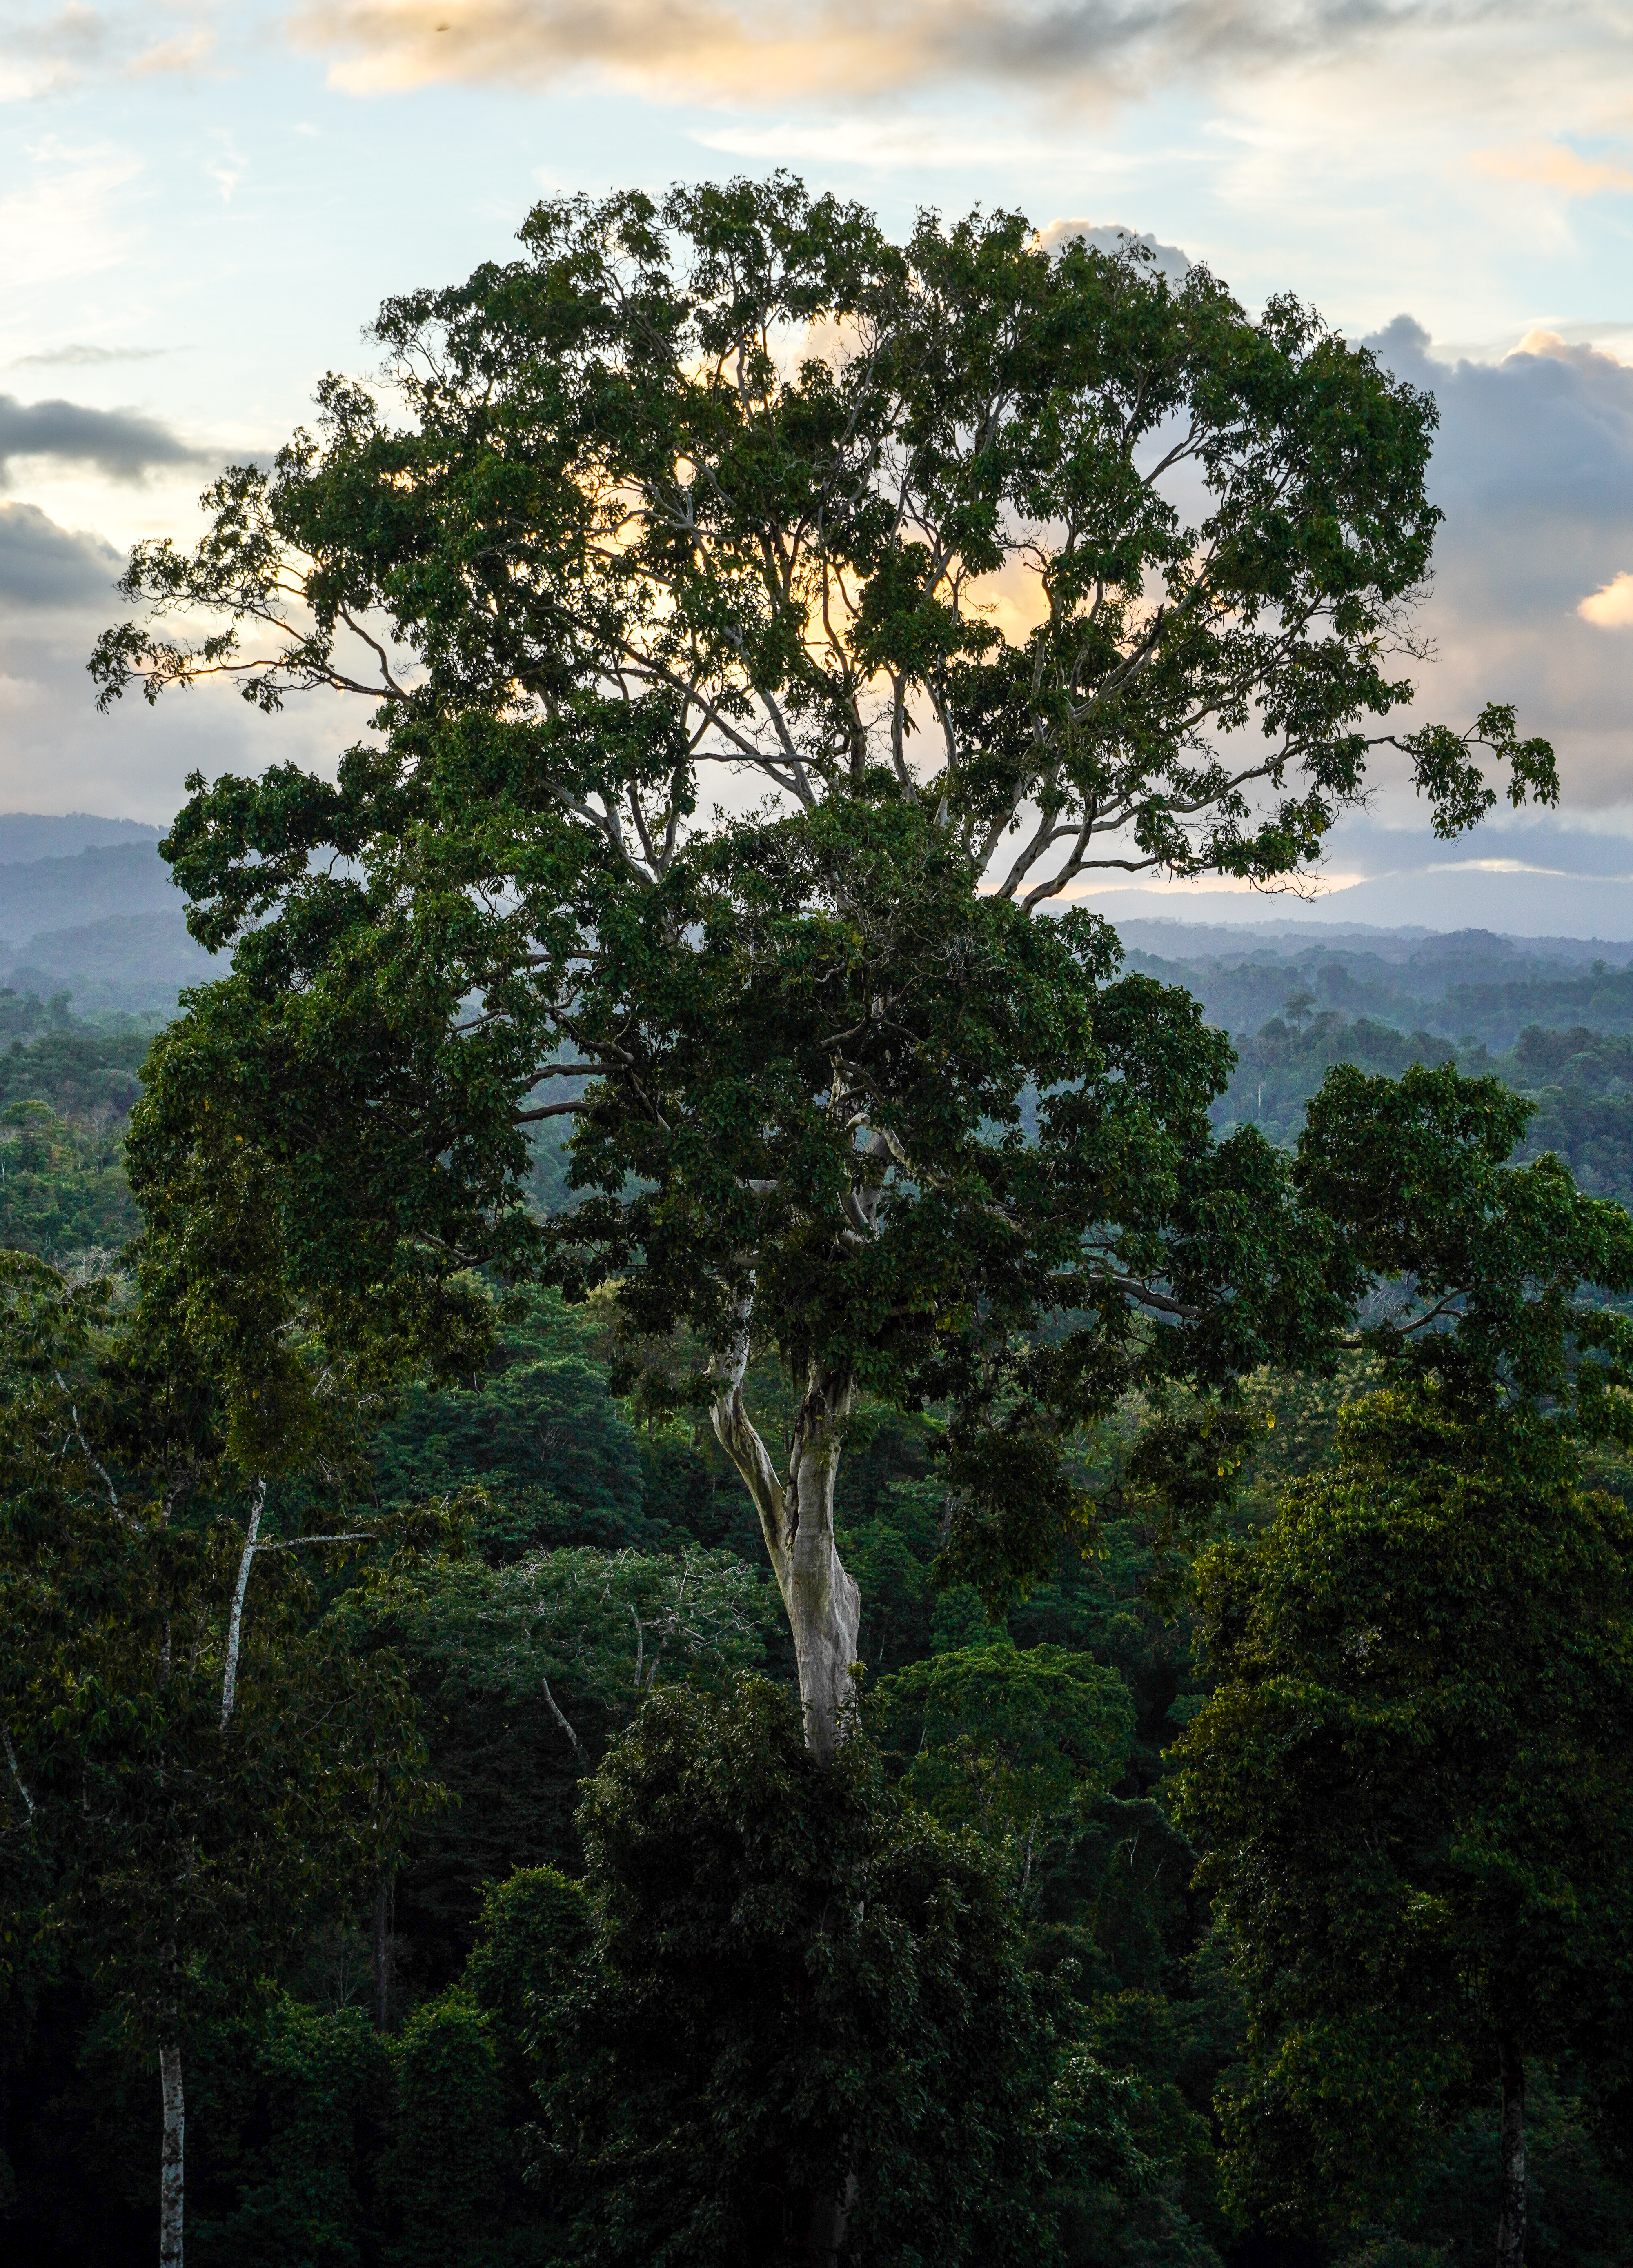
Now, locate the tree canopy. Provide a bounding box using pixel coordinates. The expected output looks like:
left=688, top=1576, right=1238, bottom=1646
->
left=1172, top=1389, right=1633, bottom=2259
left=94, top=175, right=1573, bottom=1760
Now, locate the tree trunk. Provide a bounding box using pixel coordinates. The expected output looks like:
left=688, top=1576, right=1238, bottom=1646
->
left=802, top=2171, right=858, bottom=2266
left=1496, top=2035, right=1526, bottom=2268
left=159, top=2030, right=185, bottom=2268
left=219, top=1480, right=265, bottom=1733
left=712, top=1329, right=861, bottom=1764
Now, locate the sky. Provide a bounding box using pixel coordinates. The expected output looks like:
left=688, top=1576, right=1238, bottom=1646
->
left=4, top=0, right=1633, bottom=934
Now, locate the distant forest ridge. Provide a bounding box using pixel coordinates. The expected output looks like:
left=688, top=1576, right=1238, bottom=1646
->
left=0, top=814, right=198, bottom=1018
left=4, top=814, right=1633, bottom=1204
left=1115, top=920, right=1633, bottom=1207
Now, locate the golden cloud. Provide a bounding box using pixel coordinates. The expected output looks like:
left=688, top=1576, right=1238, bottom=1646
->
left=1578, top=571, right=1633, bottom=629
left=1470, top=139, right=1633, bottom=196
left=287, top=0, right=1101, bottom=103
left=286, top=0, right=1523, bottom=107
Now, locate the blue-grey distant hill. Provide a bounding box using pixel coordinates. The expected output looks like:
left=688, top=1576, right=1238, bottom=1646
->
left=1106, top=917, right=1633, bottom=1207
left=0, top=814, right=217, bottom=1016
left=0, top=812, right=161, bottom=865
left=0, top=840, right=176, bottom=941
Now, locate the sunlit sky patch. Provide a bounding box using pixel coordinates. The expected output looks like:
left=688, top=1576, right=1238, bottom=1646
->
left=3, top=0, right=1633, bottom=931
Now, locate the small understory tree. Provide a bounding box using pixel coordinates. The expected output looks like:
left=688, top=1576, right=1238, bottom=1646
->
left=551, top=1675, right=1086, bottom=2268
left=1172, top=1061, right=1633, bottom=2266
left=96, top=176, right=1560, bottom=1753
left=0, top=1252, right=435, bottom=2268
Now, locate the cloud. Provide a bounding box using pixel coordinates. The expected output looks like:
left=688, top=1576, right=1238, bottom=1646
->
left=1578, top=571, right=1633, bottom=629
left=1471, top=140, right=1633, bottom=197
left=0, top=394, right=209, bottom=486
left=205, top=129, right=247, bottom=201
left=0, top=500, right=123, bottom=606
left=128, top=24, right=217, bottom=76
left=1037, top=218, right=1191, bottom=283
left=0, top=4, right=114, bottom=100
left=285, top=0, right=1559, bottom=107
left=0, top=141, right=143, bottom=290
left=0, top=6, right=217, bottom=98
left=11, top=343, right=168, bottom=368
left=1362, top=316, right=1633, bottom=813
left=0, top=496, right=345, bottom=826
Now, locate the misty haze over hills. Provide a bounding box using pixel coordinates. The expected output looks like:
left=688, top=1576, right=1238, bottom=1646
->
left=4, top=812, right=1633, bottom=1033
left=0, top=811, right=209, bottom=1017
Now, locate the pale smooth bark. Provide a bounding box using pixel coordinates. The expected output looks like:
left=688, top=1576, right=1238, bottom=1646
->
left=1, top=1721, right=33, bottom=1822
left=159, top=2030, right=185, bottom=2268
left=541, top=1671, right=587, bottom=1769
left=1496, top=2037, right=1526, bottom=2268
left=711, top=1307, right=860, bottom=1763
left=219, top=1480, right=266, bottom=1734
left=804, top=2170, right=858, bottom=2266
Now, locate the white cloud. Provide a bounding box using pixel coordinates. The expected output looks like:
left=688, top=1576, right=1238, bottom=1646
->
left=1037, top=218, right=1191, bottom=283
left=1579, top=571, right=1633, bottom=629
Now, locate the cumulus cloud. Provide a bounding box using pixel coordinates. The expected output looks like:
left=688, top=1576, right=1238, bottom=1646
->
left=0, top=500, right=122, bottom=606
left=1363, top=316, right=1633, bottom=814
left=285, top=0, right=1558, bottom=105
left=1037, top=219, right=1191, bottom=283
left=1579, top=572, right=1633, bottom=629
left=0, top=394, right=209, bottom=487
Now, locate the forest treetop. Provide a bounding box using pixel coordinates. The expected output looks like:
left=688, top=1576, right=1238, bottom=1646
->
left=93, top=172, right=1552, bottom=906
left=93, top=176, right=1584, bottom=1757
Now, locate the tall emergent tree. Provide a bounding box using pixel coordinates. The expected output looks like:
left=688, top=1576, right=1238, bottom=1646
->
left=96, top=177, right=1559, bottom=1755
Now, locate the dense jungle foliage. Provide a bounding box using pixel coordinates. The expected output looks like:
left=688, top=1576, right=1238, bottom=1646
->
left=6, top=972, right=1633, bottom=2265
left=9, top=168, right=1631, bottom=2268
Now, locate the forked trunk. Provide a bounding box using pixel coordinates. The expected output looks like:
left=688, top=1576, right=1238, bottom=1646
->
left=712, top=1336, right=861, bottom=1763
left=1496, top=2035, right=1526, bottom=2268
left=159, top=2029, right=185, bottom=2268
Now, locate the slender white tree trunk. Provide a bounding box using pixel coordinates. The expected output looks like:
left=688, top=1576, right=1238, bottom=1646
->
left=712, top=1318, right=860, bottom=1763
left=1496, top=2036, right=1526, bottom=2268
left=220, top=1481, right=265, bottom=1733
left=159, top=2029, right=185, bottom=2268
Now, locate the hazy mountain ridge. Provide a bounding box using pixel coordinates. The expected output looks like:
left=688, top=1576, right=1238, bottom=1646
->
left=0, top=812, right=161, bottom=865
left=0, top=816, right=211, bottom=1015
left=1118, top=917, right=1633, bottom=1203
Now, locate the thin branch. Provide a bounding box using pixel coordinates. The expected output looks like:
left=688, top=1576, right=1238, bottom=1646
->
left=540, top=1672, right=586, bottom=1769
left=252, top=1530, right=374, bottom=1550
left=54, top=1371, right=124, bottom=1519
left=515, top=1099, right=594, bottom=1123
